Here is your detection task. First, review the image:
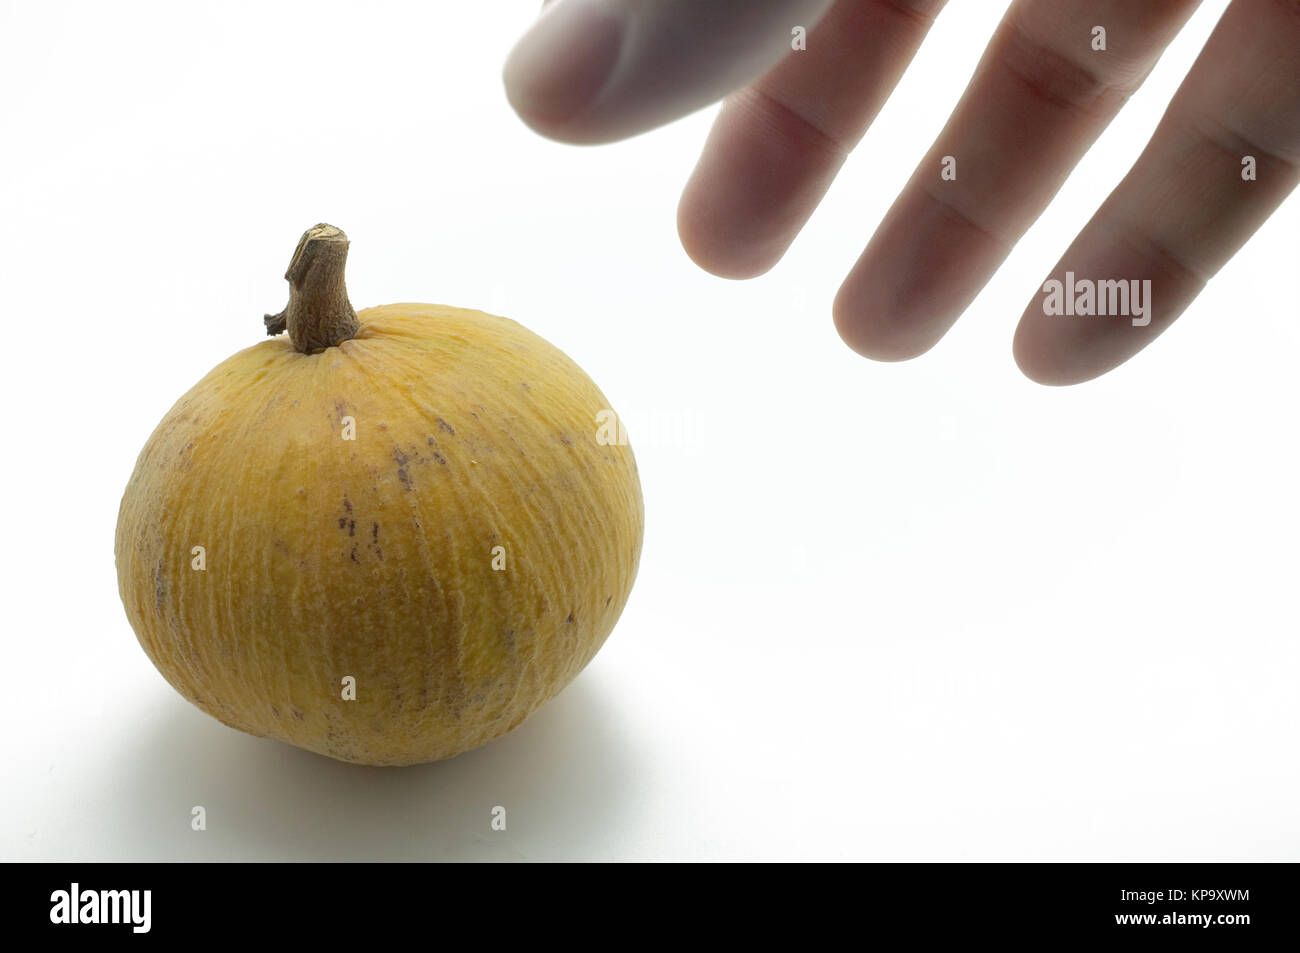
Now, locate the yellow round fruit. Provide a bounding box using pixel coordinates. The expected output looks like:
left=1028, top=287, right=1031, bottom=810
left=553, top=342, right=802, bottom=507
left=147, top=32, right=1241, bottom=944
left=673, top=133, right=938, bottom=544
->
left=115, top=225, right=643, bottom=766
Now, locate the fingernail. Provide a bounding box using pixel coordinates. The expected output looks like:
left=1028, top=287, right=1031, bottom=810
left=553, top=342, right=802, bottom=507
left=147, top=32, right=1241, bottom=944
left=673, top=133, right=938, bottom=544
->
left=504, top=0, right=624, bottom=126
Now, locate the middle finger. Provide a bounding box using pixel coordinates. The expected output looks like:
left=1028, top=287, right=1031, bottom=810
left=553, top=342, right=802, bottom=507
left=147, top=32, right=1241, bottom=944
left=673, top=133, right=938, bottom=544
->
left=834, top=0, right=1201, bottom=361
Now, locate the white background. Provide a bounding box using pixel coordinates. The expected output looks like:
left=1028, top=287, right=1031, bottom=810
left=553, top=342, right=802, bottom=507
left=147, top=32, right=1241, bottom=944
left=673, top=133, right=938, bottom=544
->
left=2, top=0, right=1296, bottom=861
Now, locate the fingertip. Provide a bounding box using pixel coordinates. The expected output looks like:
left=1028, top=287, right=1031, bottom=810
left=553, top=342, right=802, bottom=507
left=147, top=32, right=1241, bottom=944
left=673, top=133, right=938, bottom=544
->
left=1012, top=308, right=1110, bottom=387
left=831, top=289, right=938, bottom=363
left=676, top=195, right=780, bottom=280
left=832, top=264, right=955, bottom=363
left=503, top=0, right=625, bottom=140
left=1012, top=322, right=1065, bottom=386
left=1011, top=316, right=1053, bottom=385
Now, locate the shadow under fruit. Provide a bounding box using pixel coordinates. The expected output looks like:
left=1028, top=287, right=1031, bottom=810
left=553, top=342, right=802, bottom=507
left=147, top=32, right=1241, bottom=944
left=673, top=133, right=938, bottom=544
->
left=114, top=224, right=644, bottom=766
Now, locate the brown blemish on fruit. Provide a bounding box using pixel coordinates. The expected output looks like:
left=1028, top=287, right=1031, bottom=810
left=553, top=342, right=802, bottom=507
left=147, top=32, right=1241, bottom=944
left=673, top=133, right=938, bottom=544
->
left=348, top=520, right=356, bottom=536
left=566, top=612, right=575, bottom=624
left=291, top=708, right=304, bottom=720
left=423, top=437, right=449, bottom=465
left=350, top=546, right=359, bottom=563
left=343, top=498, right=352, bottom=514
left=153, top=563, right=166, bottom=612
left=371, top=522, right=379, bottom=542
left=271, top=704, right=281, bottom=717
left=338, top=517, right=347, bottom=529
left=394, top=448, right=413, bottom=490
left=437, top=417, right=455, bottom=434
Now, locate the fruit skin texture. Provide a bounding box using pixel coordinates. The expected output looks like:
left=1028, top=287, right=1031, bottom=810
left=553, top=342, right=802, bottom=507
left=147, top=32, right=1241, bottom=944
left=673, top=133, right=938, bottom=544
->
left=115, top=303, right=642, bottom=766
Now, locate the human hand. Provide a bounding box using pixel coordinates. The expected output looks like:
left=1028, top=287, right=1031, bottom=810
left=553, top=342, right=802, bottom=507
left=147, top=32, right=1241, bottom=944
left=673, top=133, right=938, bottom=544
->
left=504, top=0, right=1300, bottom=384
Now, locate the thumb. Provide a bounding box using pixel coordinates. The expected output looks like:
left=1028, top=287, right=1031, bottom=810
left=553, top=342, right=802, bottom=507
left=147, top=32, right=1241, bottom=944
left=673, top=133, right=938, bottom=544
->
left=504, top=0, right=834, bottom=144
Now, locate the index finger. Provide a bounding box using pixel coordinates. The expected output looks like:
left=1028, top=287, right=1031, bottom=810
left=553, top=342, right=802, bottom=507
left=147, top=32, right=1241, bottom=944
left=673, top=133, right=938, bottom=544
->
left=504, top=0, right=834, bottom=144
